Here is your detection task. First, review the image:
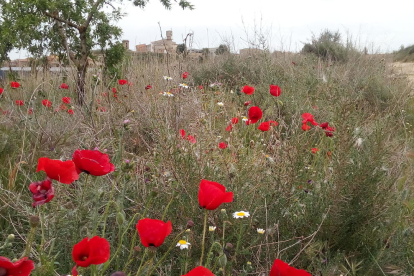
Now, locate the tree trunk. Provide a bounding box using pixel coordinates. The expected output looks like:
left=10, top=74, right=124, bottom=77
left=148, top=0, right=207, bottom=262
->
left=77, top=27, right=89, bottom=106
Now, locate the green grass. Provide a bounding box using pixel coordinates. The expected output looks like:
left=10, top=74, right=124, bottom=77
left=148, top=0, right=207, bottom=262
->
left=0, top=50, right=414, bottom=276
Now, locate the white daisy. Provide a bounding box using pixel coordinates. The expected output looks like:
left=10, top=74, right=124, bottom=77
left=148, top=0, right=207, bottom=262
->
left=176, top=240, right=191, bottom=250
left=257, top=228, right=265, bottom=234
left=160, top=92, right=174, bottom=97
left=217, top=102, right=224, bottom=106
left=209, top=226, right=216, bottom=232
left=179, top=83, right=189, bottom=88
left=242, top=116, right=248, bottom=122
left=233, top=211, right=250, bottom=219
left=163, top=76, right=173, bottom=80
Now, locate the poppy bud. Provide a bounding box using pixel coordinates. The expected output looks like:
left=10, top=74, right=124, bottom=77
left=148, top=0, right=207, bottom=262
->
left=116, top=211, right=125, bottom=225
left=133, top=246, right=141, bottom=252
left=225, top=242, right=233, bottom=249
left=221, top=209, right=228, bottom=219
left=186, top=220, right=194, bottom=229
left=7, top=234, right=15, bottom=241
left=29, top=215, right=40, bottom=228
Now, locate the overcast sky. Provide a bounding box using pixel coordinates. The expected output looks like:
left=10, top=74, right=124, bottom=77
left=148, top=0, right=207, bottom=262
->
left=8, top=0, right=414, bottom=59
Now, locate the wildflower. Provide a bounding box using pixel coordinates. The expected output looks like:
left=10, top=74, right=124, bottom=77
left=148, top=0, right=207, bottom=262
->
left=0, top=88, right=3, bottom=95
left=198, top=179, right=233, bottom=210
left=182, top=72, right=189, bottom=79
left=179, top=83, right=189, bottom=89
left=233, top=211, right=250, bottom=219
left=145, top=85, right=152, bottom=90
left=176, top=240, right=191, bottom=250
left=60, top=83, right=69, bottom=89
left=247, top=106, right=263, bottom=125
left=187, top=135, right=196, bottom=144
left=199, top=85, right=204, bottom=90
left=161, top=92, right=174, bottom=97
left=242, top=116, right=248, bottom=122
left=269, top=85, right=281, bottom=97
left=118, top=79, right=127, bottom=85
left=72, top=149, right=115, bottom=176
left=355, top=138, right=363, bottom=148
left=244, top=101, right=252, bottom=106
left=11, top=81, right=20, bottom=89
left=311, top=148, right=319, bottom=154
left=209, top=82, right=222, bottom=87
left=242, top=85, right=255, bottom=95
left=15, top=100, right=24, bottom=106
left=163, top=76, right=173, bottom=81
left=67, top=109, right=74, bottom=115
left=29, top=178, right=54, bottom=207
left=179, top=129, right=186, bottom=139
left=217, top=102, right=224, bottom=106
left=0, top=257, right=35, bottom=276
left=37, top=157, right=79, bottom=184
left=257, top=228, right=265, bottom=234
left=28, top=108, right=33, bottom=115
left=302, top=113, right=318, bottom=126
left=183, top=266, right=214, bottom=276
left=42, top=99, right=52, bottom=107
left=72, top=236, right=110, bottom=276
left=258, top=121, right=278, bottom=132
left=209, top=226, right=216, bottom=232
left=270, top=259, right=311, bottom=276
left=219, top=142, right=228, bottom=149
left=136, top=218, right=172, bottom=247
left=112, top=87, right=117, bottom=93
left=62, top=97, right=71, bottom=104
left=319, top=122, right=335, bottom=137
left=302, top=123, right=311, bottom=131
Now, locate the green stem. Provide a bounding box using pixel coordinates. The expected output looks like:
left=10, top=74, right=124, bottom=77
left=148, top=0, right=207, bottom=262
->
left=135, top=249, right=148, bottom=276
left=234, top=222, right=245, bottom=262
left=22, top=226, right=37, bottom=258
left=200, top=209, right=208, bottom=266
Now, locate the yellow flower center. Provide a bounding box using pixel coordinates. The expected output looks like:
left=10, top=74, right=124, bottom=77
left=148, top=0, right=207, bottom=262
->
left=237, top=212, right=245, bottom=217
left=178, top=240, right=187, bottom=245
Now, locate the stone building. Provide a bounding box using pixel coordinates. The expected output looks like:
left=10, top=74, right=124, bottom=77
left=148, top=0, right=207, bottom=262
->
left=132, top=31, right=178, bottom=54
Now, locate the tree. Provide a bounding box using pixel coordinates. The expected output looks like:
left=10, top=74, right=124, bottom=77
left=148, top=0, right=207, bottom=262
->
left=176, top=43, right=187, bottom=55
left=215, top=44, right=229, bottom=55
left=0, top=0, right=194, bottom=105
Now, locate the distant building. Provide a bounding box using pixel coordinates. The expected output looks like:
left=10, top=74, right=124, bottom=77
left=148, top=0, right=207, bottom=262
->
left=132, top=31, right=177, bottom=54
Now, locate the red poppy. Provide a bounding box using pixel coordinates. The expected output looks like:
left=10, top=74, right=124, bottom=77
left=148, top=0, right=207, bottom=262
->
left=182, top=266, right=214, bottom=276
left=0, top=88, right=3, bottom=95
left=319, top=122, right=335, bottom=137
left=72, top=149, right=115, bottom=176
left=198, top=179, right=233, bottom=210
left=37, top=157, right=79, bottom=184
left=247, top=106, right=263, bottom=125
left=59, top=104, right=67, bottom=110
left=226, top=124, right=232, bottom=131
left=0, top=256, right=35, bottom=276
left=179, top=129, right=186, bottom=139
left=182, top=72, right=189, bottom=79
left=62, top=97, right=71, bottom=104
left=219, top=142, right=228, bottom=149
left=311, top=148, right=319, bottom=154
left=270, top=259, right=311, bottom=276
left=72, top=236, right=110, bottom=271
left=244, top=101, right=252, bottom=106
left=292, top=61, right=296, bottom=65
left=302, top=113, right=318, bottom=126
left=28, top=108, right=33, bottom=115
left=231, top=117, right=239, bottom=124
left=270, top=85, right=281, bottom=97
left=199, top=85, right=204, bottom=90
left=118, top=79, right=127, bottom=85
left=15, top=100, right=24, bottom=106
left=258, top=120, right=278, bottom=132
left=42, top=99, right=52, bottom=107
left=29, top=178, right=54, bottom=207
left=302, top=123, right=311, bottom=131
left=60, top=83, right=69, bottom=89
left=11, top=81, right=20, bottom=89
left=242, top=85, right=255, bottom=95
left=136, top=218, right=172, bottom=247
left=112, top=87, right=117, bottom=93
left=67, top=109, right=74, bottom=115
left=145, top=85, right=152, bottom=90
left=187, top=135, right=196, bottom=144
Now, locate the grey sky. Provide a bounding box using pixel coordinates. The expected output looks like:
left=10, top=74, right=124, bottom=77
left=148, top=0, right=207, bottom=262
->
left=8, top=0, right=414, bottom=59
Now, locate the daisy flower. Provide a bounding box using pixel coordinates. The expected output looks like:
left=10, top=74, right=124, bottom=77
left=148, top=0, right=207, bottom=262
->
left=242, top=116, right=248, bottom=123
left=163, top=76, right=173, bottom=80
left=257, top=228, right=265, bottom=234
left=160, top=92, right=174, bottom=97
left=209, top=226, right=216, bottom=232
left=217, top=102, right=224, bottom=106
left=176, top=240, right=191, bottom=250
left=179, top=83, right=189, bottom=88
left=233, top=211, right=250, bottom=219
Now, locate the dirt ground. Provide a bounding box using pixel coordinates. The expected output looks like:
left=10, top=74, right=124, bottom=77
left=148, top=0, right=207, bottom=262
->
left=391, top=62, right=414, bottom=84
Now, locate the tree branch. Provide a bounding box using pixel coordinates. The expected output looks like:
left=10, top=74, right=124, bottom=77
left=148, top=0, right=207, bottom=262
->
left=84, top=0, right=105, bottom=29
left=55, top=19, right=77, bottom=66
left=43, top=11, right=80, bottom=29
